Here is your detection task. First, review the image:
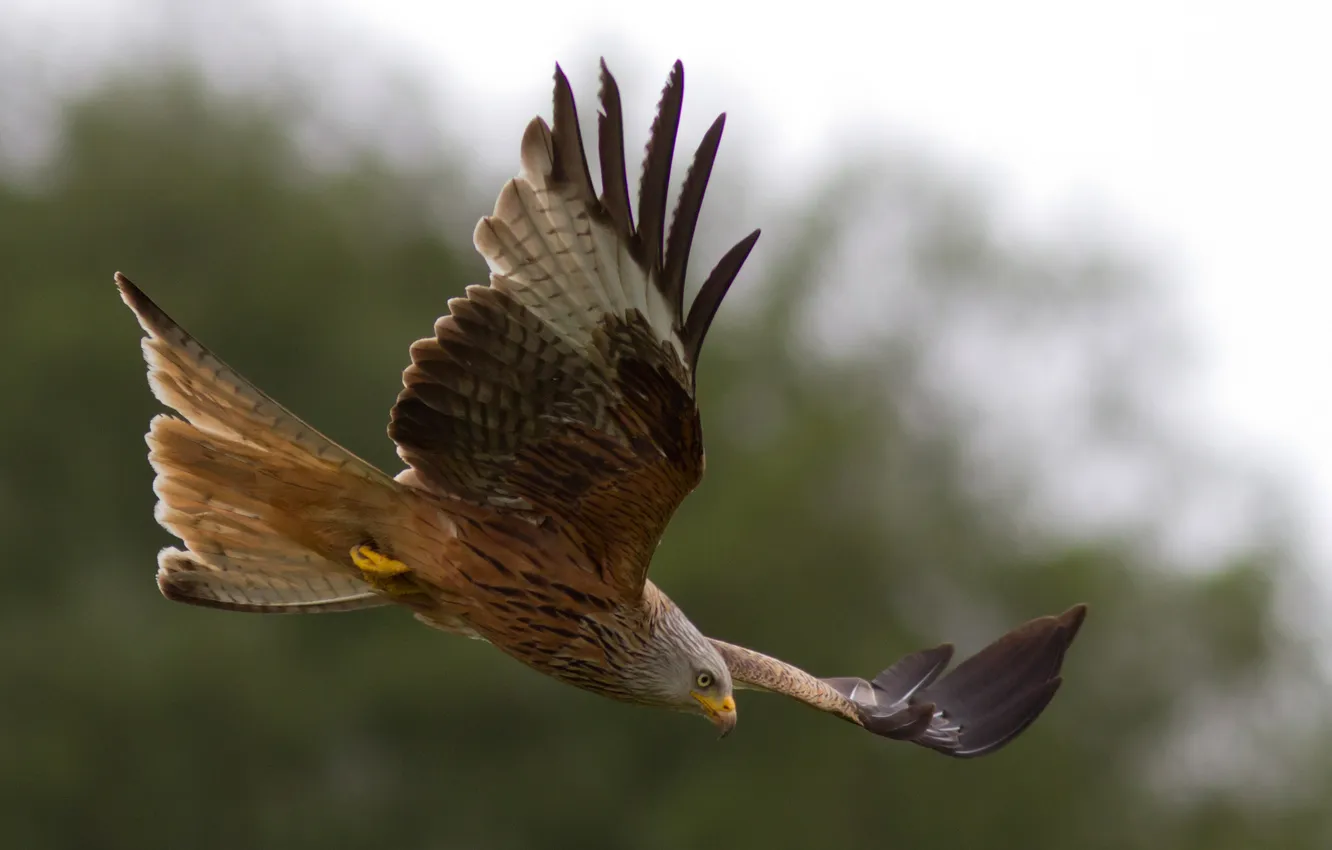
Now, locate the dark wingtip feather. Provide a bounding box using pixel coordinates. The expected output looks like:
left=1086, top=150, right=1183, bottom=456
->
left=870, top=643, right=954, bottom=703
left=951, top=676, right=1063, bottom=758
left=661, top=112, right=726, bottom=323
left=596, top=59, right=635, bottom=241
left=636, top=60, right=684, bottom=274
left=1059, top=602, right=1089, bottom=638
left=591, top=61, right=753, bottom=374
left=542, top=62, right=755, bottom=379
left=682, top=228, right=760, bottom=372
left=915, top=604, right=1086, bottom=757
left=550, top=63, right=596, bottom=201
left=840, top=604, right=1085, bottom=758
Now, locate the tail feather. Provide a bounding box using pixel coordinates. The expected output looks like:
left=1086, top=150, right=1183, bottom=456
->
left=148, top=416, right=392, bottom=613
left=118, top=272, right=401, bottom=614
left=156, top=549, right=383, bottom=614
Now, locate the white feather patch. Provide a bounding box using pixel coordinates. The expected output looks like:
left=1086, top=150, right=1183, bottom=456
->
left=472, top=116, right=687, bottom=365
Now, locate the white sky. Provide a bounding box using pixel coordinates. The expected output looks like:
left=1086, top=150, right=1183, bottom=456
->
left=305, top=0, right=1332, bottom=560
left=11, top=0, right=1332, bottom=561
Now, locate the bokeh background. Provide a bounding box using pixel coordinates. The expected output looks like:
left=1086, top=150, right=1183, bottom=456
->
left=4, top=2, right=1331, bottom=848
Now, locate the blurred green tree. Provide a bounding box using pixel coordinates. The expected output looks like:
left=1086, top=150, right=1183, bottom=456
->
left=1, top=40, right=1328, bottom=850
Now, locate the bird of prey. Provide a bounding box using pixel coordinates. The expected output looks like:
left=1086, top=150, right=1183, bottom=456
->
left=118, top=58, right=1084, bottom=754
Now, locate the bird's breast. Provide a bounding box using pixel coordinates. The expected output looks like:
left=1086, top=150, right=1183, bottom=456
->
left=428, top=517, right=653, bottom=702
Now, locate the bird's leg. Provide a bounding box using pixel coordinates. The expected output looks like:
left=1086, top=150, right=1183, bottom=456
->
left=350, top=544, right=416, bottom=595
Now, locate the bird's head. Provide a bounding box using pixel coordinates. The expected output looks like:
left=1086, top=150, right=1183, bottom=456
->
left=643, top=609, right=736, bottom=736
left=683, top=655, right=737, bottom=737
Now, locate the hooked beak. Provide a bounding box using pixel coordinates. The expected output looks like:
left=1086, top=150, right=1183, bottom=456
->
left=691, top=692, right=737, bottom=738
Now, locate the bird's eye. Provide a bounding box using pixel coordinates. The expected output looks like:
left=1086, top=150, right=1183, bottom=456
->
left=695, top=672, right=713, bottom=689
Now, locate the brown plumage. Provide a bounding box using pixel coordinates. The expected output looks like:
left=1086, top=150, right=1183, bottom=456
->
left=118, top=59, right=1085, bottom=751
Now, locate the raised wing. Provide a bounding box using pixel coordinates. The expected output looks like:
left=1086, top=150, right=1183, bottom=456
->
left=389, top=60, right=759, bottom=600
left=711, top=605, right=1086, bottom=757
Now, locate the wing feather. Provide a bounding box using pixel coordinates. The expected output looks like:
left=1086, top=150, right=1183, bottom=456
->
left=389, top=60, right=758, bottom=599
left=636, top=61, right=684, bottom=278
left=684, top=229, right=761, bottom=374
left=711, top=605, right=1086, bottom=757
left=662, top=113, right=726, bottom=320
left=596, top=60, right=636, bottom=243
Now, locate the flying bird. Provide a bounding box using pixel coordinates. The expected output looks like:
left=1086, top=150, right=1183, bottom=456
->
left=117, top=59, right=1084, bottom=754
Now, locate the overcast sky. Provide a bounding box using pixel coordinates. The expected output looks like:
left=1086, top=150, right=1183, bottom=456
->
left=13, top=0, right=1332, bottom=561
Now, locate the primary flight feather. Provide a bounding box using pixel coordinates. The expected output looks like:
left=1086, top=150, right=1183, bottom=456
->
left=118, top=59, right=1084, bottom=750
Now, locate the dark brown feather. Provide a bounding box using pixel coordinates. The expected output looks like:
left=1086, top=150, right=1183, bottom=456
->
left=551, top=64, right=597, bottom=203
left=855, top=604, right=1086, bottom=757
left=636, top=60, right=684, bottom=274
left=390, top=284, right=612, bottom=511
left=683, top=228, right=761, bottom=372
left=597, top=59, right=635, bottom=240
left=910, top=603, right=1086, bottom=757
left=662, top=113, right=726, bottom=323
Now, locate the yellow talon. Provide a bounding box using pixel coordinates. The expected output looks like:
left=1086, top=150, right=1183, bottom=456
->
left=351, top=545, right=410, bottom=578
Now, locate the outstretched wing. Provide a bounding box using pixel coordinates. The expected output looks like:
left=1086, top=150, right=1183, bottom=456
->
left=389, top=60, right=759, bottom=601
left=711, top=605, right=1086, bottom=757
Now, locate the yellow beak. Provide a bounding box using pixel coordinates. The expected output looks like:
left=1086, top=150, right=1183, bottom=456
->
left=691, top=692, right=738, bottom=737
